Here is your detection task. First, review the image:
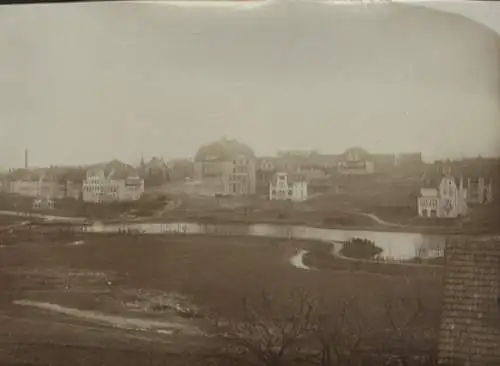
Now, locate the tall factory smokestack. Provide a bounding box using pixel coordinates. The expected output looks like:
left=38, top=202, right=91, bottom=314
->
left=24, top=149, right=28, bottom=169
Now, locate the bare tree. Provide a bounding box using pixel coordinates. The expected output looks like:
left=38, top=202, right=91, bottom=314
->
left=212, top=289, right=316, bottom=366
left=377, top=290, right=437, bottom=366
left=209, top=287, right=438, bottom=366
left=313, top=297, right=370, bottom=366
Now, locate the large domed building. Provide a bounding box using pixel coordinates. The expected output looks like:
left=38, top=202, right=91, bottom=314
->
left=194, top=139, right=255, bottom=163
left=193, top=138, right=256, bottom=195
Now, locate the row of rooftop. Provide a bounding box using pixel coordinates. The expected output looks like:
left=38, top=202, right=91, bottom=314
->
left=0, top=139, right=497, bottom=205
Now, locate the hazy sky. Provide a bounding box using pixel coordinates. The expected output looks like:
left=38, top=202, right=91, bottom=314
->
left=0, top=0, right=499, bottom=168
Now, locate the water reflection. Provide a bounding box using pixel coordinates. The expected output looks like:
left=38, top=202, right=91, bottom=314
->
left=85, top=221, right=447, bottom=260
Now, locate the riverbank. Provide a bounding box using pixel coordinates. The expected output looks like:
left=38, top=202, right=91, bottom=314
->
left=1, top=198, right=497, bottom=235
left=302, top=250, right=444, bottom=278
left=101, top=212, right=496, bottom=236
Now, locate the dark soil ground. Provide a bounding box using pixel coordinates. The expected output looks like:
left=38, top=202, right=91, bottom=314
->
left=0, top=215, right=27, bottom=227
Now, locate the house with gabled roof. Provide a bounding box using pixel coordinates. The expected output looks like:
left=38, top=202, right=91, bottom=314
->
left=193, top=138, right=256, bottom=196
left=82, top=159, right=144, bottom=203
left=8, top=168, right=65, bottom=199
left=425, top=162, right=494, bottom=205
left=417, top=174, right=468, bottom=218
left=140, top=156, right=169, bottom=186
left=269, top=172, right=308, bottom=202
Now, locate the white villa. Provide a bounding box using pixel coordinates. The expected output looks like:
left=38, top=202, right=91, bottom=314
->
left=417, top=176, right=468, bottom=218
left=269, top=172, right=308, bottom=202
left=82, top=160, right=144, bottom=203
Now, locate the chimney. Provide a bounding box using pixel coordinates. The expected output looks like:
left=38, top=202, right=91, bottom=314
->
left=24, top=149, right=28, bottom=169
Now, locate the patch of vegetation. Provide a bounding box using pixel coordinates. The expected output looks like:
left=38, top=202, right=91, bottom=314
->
left=340, top=238, right=382, bottom=260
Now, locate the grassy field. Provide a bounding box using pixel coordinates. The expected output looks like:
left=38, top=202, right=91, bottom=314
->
left=0, top=233, right=443, bottom=365
left=0, top=215, right=27, bottom=227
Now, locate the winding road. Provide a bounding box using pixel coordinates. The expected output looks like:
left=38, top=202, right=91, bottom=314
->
left=359, top=212, right=403, bottom=227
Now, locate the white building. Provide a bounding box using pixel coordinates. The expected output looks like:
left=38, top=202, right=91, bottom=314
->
left=82, top=160, right=144, bottom=203
left=269, top=172, right=308, bottom=202
left=9, top=176, right=64, bottom=199
left=418, top=176, right=468, bottom=218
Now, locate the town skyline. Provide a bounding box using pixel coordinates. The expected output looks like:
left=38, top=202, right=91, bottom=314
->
left=5, top=141, right=500, bottom=172
left=1, top=0, right=499, bottom=169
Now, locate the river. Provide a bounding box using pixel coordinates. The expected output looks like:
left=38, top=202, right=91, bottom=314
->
left=85, top=221, right=450, bottom=260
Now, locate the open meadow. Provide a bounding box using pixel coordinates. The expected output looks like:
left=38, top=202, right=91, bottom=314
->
left=0, top=231, right=444, bottom=365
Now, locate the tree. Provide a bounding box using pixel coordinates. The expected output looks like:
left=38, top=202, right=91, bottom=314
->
left=313, top=298, right=370, bottom=366
left=212, top=289, right=316, bottom=366
left=209, top=287, right=439, bottom=366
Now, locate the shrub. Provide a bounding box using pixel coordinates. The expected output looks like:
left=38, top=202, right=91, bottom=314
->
left=340, top=238, right=382, bottom=260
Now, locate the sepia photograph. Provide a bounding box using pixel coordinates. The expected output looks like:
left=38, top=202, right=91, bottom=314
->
left=0, top=0, right=499, bottom=365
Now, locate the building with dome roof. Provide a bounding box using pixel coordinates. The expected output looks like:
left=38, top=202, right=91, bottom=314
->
left=193, top=138, right=256, bottom=196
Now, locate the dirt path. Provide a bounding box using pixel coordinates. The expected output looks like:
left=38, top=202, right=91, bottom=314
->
left=13, top=300, right=200, bottom=336
left=0, top=211, right=86, bottom=223
left=289, top=250, right=310, bottom=270
left=356, top=212, right=404, bottom=227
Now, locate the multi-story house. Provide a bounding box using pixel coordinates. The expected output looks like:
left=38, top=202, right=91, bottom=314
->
left=337, top=147, right=417, bottom=176
left=465, top=177, right=493, bottom=204
left=8, top=169, right=65, bottom=199
left=193, top=138, right=256, bottom=196
left=269, top=172, right=308, bottom=202
left=425, top=162, right=494, bottom=205
left=338, top=147, right=375, bottom=175
left=256, top=157, right=277, bottom=188
left=82, top=160, right=144, bottom=203
left=140, top=156, right=169, bottom=186
left=54, top=167, right=86, bottom=200
left=417, top=175, right=468, bottom=218
left=227, top=154, right=256, bottom=195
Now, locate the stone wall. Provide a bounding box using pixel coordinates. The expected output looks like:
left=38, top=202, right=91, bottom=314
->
left=438, top=236, right=500, bottom=365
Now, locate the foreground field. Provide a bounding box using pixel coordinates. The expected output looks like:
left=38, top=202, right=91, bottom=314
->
left=0, top=233, right=443, bottom=365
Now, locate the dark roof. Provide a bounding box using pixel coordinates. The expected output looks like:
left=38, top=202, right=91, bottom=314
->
left=428, top=161, right=496, bottom=183
left=194, top=138, right=255, bottom=162
left=9, top=168, right=39, bottom=181
left=271, top=172, right=306, bottom=185
left=145, top=157, right=167, bottom=170
left=51, top=168, right=86, bottom=183
left=257, top=157, right=277, bottom=171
